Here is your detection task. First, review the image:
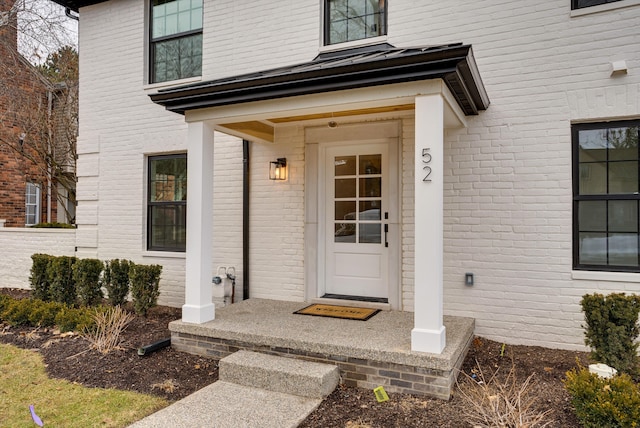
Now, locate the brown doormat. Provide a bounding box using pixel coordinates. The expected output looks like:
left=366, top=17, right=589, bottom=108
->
left=294, top=304, right=380, bottom=321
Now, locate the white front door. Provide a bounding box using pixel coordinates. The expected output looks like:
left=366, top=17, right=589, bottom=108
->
left=322, top=141, right=397, bottom=301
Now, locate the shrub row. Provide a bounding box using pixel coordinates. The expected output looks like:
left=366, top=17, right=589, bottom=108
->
left=0, top=294, right=94, bottom=332
left=29, top=254, right=163, bottom=315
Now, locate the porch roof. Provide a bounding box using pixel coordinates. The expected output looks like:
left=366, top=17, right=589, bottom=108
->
left=150, top=43, right=489, bottom=117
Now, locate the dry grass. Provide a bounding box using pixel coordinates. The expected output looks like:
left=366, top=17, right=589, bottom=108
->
left=457, top=360, right=553, bottom=428
left=83, top=306, right=134, bottom=354
left=151, top=379, right=178, bottom=393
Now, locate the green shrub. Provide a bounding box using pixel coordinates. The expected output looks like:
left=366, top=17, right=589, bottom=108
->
left=54, top=306, right=95, bottom=332
left=73, top=258, right=104, bottom=307
left=0, top=295, right=95, bottom=332
left=27, top=300, right=64, bottom=327
left=49, top=256, right=78, bottom=306
left=30, top=254, right=54, bottom=301
left=564, top=366, right=640, bottom=428
left=581, top=293, right=640, bottom=377
left=1, top=298, right=37, bottom=326
left=129, top=263, right=162, bottom=316
left=30, top=222, right=76, bottom=228
left=103, top=259, right=131, bottom=307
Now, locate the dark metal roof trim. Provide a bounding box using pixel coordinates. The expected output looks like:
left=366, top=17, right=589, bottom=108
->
left=50, top=0, right=105, bottom=12
left=150, top=43, right=490, bottom=116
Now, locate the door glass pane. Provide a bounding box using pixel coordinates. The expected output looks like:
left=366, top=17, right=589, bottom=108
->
left=335, top=156, right=356, bottom=176
left=335, top=201, right=356, bottom=221
left=608, top=233, right=638, bottom=266
left=335, top=178, right=356, bottom=198
left=579, top=232, right=607, bottom=265
left=608, top=127, right=638, bottom=161
left=609, top=161, right=638, bottom=194
left=335, top=223, right=356, bottom=242
left=359, top=177, right=381, bottom=198
left=579, top=162, right=606, bottom=195
left=359, top=154, right=381, bottom=175
left=359, top=201, right=381, bottom=220
left=609, top=200, right=638, bottom=232
left=360, top=223, right=381, bottom=244
left=579, top=201, right=606, bottom=231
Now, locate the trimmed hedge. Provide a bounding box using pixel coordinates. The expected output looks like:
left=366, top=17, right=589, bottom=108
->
left=103, top=259, right=131, bottom=307
left=129, top=263, right=162, bottom=316
left=581, top=293, right=640, bottom=377
left=73, top=258, right=104, bottom=307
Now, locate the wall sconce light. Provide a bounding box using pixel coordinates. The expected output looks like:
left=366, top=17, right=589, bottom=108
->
left=19, top=132, right=26, bottom=149
left=465, top=272, right=474, bottom=286
left=269, top=158, right=287, bottom=181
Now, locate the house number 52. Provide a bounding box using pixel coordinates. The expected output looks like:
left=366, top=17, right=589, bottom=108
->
left=421, top=148, right=432, bottom=182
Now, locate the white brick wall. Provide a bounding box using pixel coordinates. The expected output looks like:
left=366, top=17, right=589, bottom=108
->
left=0, top=229, right=76, bottom=290
left=66, top=0, right=640, bottom=350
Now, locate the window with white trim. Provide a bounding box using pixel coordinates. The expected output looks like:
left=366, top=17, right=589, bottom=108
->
left=571, top=0, right=623, bottom=9
left=150, top=0, right=203, bottom=83
left=573, top=121, right=640, bottom=271
left=25, top=182, right=41, bottom=226
left=325, top=0, right=387, bottom=46
left=147, top=154, right=187, bottom=251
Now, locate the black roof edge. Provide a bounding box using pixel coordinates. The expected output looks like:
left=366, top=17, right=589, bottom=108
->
left=150, top=43, right=490, bottom=116
left=49, top=0, right=106, bottom=12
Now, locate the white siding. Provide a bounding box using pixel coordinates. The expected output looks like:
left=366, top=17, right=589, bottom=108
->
left=71, top=0, right=640, bottom=349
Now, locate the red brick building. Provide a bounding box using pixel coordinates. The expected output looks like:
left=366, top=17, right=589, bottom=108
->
left=0, top=0, right=74, bottom=227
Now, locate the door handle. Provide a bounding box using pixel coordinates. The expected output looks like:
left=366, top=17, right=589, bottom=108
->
left=384, top=223, right=388, bottom=247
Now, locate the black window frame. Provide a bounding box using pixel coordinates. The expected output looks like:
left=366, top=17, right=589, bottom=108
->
left=147, top=153, right=187, bottom=252
left=571, top=0, right=623, bottom=10
left=149, top=0, right=203, bottom=84
left=324, top=0, right=388, bottom=46
left=572, top=120, right=640, bottom=272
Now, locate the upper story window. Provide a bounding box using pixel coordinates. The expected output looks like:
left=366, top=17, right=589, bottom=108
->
left=571, top=0, right=623, bottom=9
left=325, top=0, right=387, bottom=46
left=148, top=154, right=187, bottom=252
left=150, top=0, right=203, bottom=84
left=573, top=121, right=640, bottom=271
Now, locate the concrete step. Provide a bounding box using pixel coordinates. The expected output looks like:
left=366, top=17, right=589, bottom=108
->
left=219, top=350, right=340, bottom=399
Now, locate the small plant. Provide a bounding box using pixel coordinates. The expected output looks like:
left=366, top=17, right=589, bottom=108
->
left=30, top=253, right=54, bottom=301
left=83, top=306, right=134, bottom=353
left=457, top=361, right=553, bottom=428
left=73, top=258, right=104, bottom=306
left=564, top=365, right=640, bottom=427
left=49, top=256, right=78, bottom=306
left=581, top=293, right=640, bottom=377
left=129, top=263, right=162, bottom=316
left=103, top=259, right=132, bottom=306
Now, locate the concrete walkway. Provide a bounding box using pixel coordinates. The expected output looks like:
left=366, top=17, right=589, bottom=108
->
left=129, top=350, right=340, bottom=428
left=128, top=381, right=321, bottom=428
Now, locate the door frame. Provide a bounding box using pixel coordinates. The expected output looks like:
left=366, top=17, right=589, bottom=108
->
left=304, top=121, right=401, bottom=309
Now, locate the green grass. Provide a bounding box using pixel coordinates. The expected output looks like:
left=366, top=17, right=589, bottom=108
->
left=0, top=343, right=167, bottom=427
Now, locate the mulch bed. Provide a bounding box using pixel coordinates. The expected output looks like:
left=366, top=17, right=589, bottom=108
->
left=0, top=288, right=589, bottom=426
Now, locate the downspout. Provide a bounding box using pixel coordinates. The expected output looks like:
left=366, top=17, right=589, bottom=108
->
left=242, top=139, right=250, bottom=300
left=46, top=91, right=53, bottom=223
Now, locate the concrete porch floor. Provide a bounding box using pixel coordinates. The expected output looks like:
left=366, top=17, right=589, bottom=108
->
left=169, top=299, right=475, bottom=399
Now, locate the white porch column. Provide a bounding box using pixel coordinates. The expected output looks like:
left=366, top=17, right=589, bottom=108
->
left=411, top=94, right=446, bottom=354
left=182, top=121, right=215, bottom=323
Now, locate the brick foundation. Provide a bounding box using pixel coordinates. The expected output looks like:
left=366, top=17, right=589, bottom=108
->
left=171, top=331, right=473, bottom=400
